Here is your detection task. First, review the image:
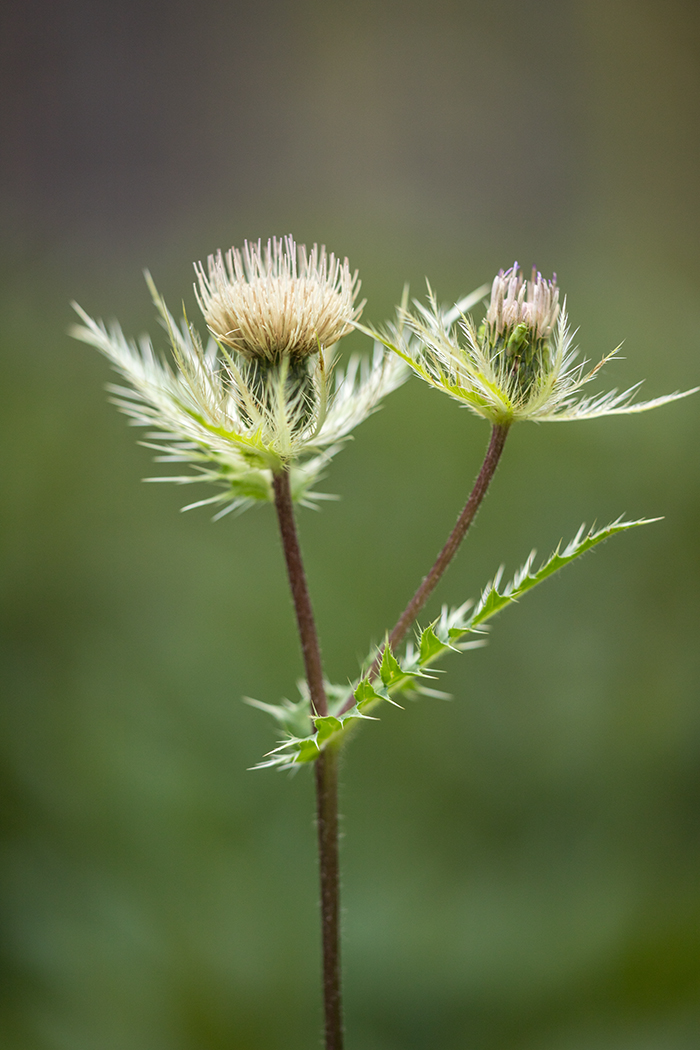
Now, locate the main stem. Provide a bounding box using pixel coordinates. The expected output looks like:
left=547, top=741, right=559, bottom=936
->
left=272, top=468, right=343, bottom=1050
left=342, top=422, right=510, bottom=708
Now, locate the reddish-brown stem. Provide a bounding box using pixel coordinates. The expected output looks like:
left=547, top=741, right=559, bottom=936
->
left=271, top=423, right=508, bottom=1046
left=339, top=422, right=510, bottom=714
left=384, top=422, right=510, bottom=656
left=272, top=469, right=328, bottom=718
left=315, top=746, right=342, bottom=1050
left=272, top=468, right=342, bottom=1050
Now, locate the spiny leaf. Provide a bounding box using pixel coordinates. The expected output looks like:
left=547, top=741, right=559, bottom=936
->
left=361, top=519, right=657, bottom=698
left=250, top=699, right=378, bottom=771
left=243, top=695, right=312, bottom=738
left=314, top=715, right=343, bottom=746
left=419, top=625, right=448, bottom=664
left=380, top=644, right=404, bottom=688
left=354, top=676, right=404, bottom=709
left=251, top=517, right=657, bottom=769
left=353, top=677, right=383, bottom=707
left=461, top=517, right=657, bottom=638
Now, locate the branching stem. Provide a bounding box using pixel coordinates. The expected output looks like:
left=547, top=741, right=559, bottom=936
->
left=339, top=422, right=509, bottom=713
left=272, top=468, right=343, bottom=1050
left=271, top=423, right=508, bottom=1046
left=384, top=422, right=510, bottom=656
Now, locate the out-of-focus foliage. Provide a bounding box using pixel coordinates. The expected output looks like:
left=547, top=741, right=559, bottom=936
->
left=2, top=1, right=700, bottom=1048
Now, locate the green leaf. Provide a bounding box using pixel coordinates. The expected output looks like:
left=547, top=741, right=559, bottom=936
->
left=314, top=715, right=343, bottom=746
left=295, top=738, right=322, bottom=763
left=463, top=518, right=657, bottom=638
left=353, top=676, right=403, bottom=710
left=380, top=644, right=404, bottom=687
left=340, top=703, right=380, bottom=723
left=251, top=518, right=657, bottom=770
left=368, top=518, right=657, bottom=692
left=250, top=732, right=319, bottom=771
left=353, top=678, right=384, bottom=709
left=419, top=625, right=447, bottom=664
left=243, top=695, right=312, bottom=738
left=249, top=682, right=382, bottom=771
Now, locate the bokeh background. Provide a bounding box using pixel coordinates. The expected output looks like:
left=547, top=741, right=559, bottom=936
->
left=2, top=1, right=700, bottom=1047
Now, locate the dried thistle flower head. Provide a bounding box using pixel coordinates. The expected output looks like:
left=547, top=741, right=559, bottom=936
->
left=194, top=236, right=363, bottom=363
left=374, top=264, right=696, bottom=426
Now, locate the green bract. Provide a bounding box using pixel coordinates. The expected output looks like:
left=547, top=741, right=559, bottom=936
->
left=370, top=265, right=696, bottom=426
left=72, top=265, right=407, bottom=517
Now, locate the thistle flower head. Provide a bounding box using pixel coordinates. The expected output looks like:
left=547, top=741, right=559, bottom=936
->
left=477, top=264, right=561, bottom=402
left=484, top=264, right=562, bottom=346
left=485, top=264, right=559, bottom=343
left=72, top=247, right=405, bottom=518
left=377, top=264, right=696, bottom=426
left=194, top=236, right=363, bottom=362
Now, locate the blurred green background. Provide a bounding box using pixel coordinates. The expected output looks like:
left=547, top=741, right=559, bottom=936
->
left=2, top=1, right=700, bottom=1047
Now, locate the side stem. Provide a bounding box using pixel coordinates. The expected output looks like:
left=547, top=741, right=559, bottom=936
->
left=341, top=421, right=509, bottom=710
left=272, top=468, right=343, bottom=1050
left=385, top=422, right=510, bottom=655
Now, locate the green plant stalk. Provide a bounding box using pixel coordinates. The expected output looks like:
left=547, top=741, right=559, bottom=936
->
left=272, top=468, right=343, bottom=1050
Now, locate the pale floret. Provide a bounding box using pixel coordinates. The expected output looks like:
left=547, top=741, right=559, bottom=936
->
left=485, top=265, right=559, bottom=342
left=195, top=236, right=363, bottom=361
left=379, top=266, right=696, bottom=425
left=72, top=273, right=406, bottom=516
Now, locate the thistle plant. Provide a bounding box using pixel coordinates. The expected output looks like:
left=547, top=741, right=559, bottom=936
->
left=74, top=246, right=695, bottom=1050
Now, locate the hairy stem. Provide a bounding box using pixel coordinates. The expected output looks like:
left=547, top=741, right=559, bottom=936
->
left=272, top=469, right=328, bottom=719
left=315, top=745, right=342, bottom=1050
left=340, top=422, right=509, bottom=713
left=272, top=468, right=342, bottom=1050
left=384, top=422, right=510, bottom=656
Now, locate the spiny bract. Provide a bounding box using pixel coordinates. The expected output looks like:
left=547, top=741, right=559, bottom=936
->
left=72, top=240, right=406, bottom=518
left=375, top=264, right=695, bottom=426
